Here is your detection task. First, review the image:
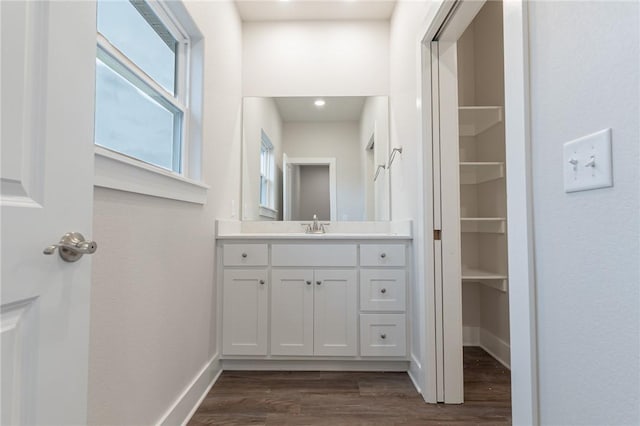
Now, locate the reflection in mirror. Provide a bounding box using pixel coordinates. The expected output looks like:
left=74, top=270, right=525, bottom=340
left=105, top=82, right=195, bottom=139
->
left=242, top=97, right=390, bottom=222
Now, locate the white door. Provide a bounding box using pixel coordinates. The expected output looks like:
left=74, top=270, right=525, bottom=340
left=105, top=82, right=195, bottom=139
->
left=314, top=270, right=357, bottom=356
left=271, top=269, right=314, bottom=356
left=222, top=270, right=268, bottom=355
left=1, top=1, right=97, bottom=424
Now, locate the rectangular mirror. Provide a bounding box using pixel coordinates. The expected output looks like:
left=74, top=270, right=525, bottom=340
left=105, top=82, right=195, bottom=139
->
left=242, top=96, right=390, bottom=221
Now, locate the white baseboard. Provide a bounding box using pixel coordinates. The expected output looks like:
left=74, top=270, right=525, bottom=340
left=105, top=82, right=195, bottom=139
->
left=407, top=353, right=423, bottom=395
left=463, top=326, right=511, bottom=370
left=463, top=326, right=480, bottom=346
left=479, top=328, right=511, bottom=370
left=157, top=354, right=222, bottom=426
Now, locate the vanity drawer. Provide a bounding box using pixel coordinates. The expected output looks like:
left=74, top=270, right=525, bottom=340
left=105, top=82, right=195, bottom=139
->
left=272, top=244, right=357, bottom=267
left=360, top=269, right=406, bottom=312
left=360, top=314, right=406, bottom=357
left=223, top=244, right=268, bottom=266
left=360, top=244, right=406, bottom=267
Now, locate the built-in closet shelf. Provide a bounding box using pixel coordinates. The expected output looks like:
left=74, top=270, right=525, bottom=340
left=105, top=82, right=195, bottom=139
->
left=461, top=218, right=506, bottom=233
left=459, top=162, right=504, bottom=184
left=462, top=266, right=508, bottom=292
left=458, top=106, right=503, bottom=136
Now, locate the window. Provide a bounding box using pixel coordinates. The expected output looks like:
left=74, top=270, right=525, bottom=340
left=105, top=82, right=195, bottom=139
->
left=94, top=0, right=189, bottom=172
left=259, top=130, right=276, bottom=216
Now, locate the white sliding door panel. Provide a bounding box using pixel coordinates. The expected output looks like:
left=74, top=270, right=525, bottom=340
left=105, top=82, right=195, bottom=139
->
left=436, top=40, right=464, bottom=403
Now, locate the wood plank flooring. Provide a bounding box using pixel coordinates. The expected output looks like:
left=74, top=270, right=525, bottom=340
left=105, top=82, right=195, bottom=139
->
left=188, top=347, right=511, bottom=425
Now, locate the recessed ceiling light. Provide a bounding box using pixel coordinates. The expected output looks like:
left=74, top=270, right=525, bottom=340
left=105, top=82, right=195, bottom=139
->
left=314, top=99, right=326, bottom=107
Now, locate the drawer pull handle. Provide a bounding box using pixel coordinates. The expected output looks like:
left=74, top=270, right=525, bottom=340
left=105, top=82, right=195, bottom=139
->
left=259, top=280, right=265, bottom=285
left=316, top=281, right=322, bottom=285
left=306, top=280, right=312, bottom=285
left=241, top=253, right=248, bottom=258
left=381, top=288, right=387, bottom=294
left=380, top=333, right=387, bottom=339
left=380, top=253, right=387, bottom=258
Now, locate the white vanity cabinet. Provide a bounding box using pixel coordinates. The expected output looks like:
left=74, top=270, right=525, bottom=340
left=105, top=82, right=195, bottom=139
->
left=217, top=236, right=411, bottom=367
left=271, top=268, right=357, bottom=356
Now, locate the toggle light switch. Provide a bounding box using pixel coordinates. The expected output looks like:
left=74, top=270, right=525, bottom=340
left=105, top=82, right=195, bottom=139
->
left=563, top=128, right=613, bottom=193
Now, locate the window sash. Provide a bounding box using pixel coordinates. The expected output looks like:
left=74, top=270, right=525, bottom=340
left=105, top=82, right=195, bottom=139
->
left=95, top=0, right=190, bottom=174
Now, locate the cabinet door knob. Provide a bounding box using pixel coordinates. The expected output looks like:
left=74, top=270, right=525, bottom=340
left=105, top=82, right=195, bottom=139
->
left=241, top=253, right=248, bottom=258
left=380, top=333, right=387, bottom=339
left=316, top=281, right=322, bottom=285
left=259, top=280, right=265, bottom=285
left=380, top=253, right=387, bottom=258
left=381, top=288, right=387, bottom=294
left=306, top=280, right=312, bottom=285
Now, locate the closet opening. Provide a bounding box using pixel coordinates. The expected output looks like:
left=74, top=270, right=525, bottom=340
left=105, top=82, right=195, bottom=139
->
left=420, top=0, right=533, bottom=411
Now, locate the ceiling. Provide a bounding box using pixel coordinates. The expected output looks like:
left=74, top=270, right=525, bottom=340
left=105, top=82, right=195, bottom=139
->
left=274, top=97, right=366, bottom=122
left=235, top=0, right=397, bottom=22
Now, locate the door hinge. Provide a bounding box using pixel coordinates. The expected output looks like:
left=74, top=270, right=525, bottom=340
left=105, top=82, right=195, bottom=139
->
left=434, top=229, right=441, bottom=240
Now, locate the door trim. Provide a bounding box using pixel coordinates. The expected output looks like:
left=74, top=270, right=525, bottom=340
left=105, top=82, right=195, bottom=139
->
left=418, top=0, right=539, bottom=424
left=283, top=157, right=337, bottom=221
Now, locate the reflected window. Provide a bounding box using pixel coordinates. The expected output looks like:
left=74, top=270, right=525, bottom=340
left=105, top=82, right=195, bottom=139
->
left=260, top=130, right=275, bottom=210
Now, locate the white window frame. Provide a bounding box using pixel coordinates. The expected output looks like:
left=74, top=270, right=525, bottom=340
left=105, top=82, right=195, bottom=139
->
left=259, top=130, right=277, bottom=218
left=93, top=0, right=208, bottom=204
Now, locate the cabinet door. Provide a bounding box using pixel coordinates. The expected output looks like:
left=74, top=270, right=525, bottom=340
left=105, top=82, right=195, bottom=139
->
left=314, top=269, right=358, bottom=356
left=222, top=269, right=268, bottom=355
left=271, top=269, right=314, bottom=356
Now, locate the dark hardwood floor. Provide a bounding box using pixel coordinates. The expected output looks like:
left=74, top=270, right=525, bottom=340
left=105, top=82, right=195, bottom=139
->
left=188, top=347, right=511, bottom=425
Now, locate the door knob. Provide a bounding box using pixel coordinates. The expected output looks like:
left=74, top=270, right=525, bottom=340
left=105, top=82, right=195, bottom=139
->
left=43, top=232, right=97, bottom=263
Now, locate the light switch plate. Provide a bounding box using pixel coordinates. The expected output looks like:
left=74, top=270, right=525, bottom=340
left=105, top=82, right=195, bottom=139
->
left=563, top=128, right=613, bottom=193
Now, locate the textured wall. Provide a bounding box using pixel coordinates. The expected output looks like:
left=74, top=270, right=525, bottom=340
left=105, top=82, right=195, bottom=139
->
left=88, top=1, right=243, bottom=424
left=529, top=2, right=640, bottom=424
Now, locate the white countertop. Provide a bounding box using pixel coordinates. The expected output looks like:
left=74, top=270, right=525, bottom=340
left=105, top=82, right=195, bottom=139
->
left=215, top=220, right=413, bottom=240
left=216, top=232, right=412, bottom=240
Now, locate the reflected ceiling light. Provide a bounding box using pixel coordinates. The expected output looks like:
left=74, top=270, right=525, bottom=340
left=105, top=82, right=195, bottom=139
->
left=314, top=99, right=326, bottom=107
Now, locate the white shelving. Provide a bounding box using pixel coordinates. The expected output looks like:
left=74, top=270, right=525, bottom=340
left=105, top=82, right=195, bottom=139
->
left=459, top=162, right=504, bottom=184
left=460, top=217, right=506, bottom=233
left=462, top=266, right=508, bottom=292
left=458, top=106, right=503, bottom=136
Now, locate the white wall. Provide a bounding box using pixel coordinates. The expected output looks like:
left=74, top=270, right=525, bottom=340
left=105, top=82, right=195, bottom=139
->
left=87, top=2, right=243, bottom=424
left=528, top=2, right=640, bottom=424
left=282, top=121, right=363, bottom=221
left=243, top=20, right=389, bottom=97
left=242, top=97, right=283, bottom=220
left=389, top=0, right=436, bottom=396
left=360, top=96, right=390, bottom=220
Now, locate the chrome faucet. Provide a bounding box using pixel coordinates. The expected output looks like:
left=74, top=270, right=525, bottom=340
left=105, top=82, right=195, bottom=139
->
left=302, top=214, right=330, bottom=234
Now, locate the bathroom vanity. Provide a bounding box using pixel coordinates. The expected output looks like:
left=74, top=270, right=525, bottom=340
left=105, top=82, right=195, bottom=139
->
left=216, top=220, right=412, bottom=370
